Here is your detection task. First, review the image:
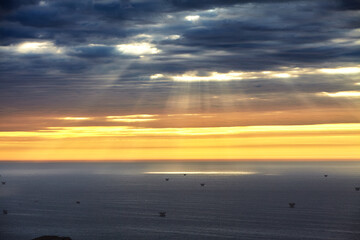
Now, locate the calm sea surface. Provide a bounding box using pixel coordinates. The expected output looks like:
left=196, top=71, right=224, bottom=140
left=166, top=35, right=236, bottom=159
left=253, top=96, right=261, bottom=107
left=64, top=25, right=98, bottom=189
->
left=0, top=161, right=360, bottom=240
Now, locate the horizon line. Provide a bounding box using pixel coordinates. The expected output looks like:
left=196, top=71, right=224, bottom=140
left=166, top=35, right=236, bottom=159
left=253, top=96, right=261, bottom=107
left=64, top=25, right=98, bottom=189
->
left=1, top=159, right=360, bottom=163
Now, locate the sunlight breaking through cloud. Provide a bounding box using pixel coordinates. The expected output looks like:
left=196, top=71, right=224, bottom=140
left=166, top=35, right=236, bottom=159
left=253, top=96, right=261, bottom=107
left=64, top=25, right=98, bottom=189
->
left=116, top=43, right=160, bottom=55
left=319, top=67, right=360, bottom=74
left=319, top=91, right=360, bottom=97
left=154, top=70, right=299, bottom=82
left=58, top=117, right=91, bottom=121
left=16, top=41, right=62, bottom=54
left=185, top=15, right=200, bottom=21
left=152, top=65, right=360, bottom=82
left=1, top=0, right=360, bottom=161
left=106, top=114, right=158, bottom=122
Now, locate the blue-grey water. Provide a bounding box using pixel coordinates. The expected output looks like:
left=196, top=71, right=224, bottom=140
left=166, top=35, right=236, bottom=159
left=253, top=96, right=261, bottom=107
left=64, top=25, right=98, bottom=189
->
left=0, top=161, right=360, bottom=240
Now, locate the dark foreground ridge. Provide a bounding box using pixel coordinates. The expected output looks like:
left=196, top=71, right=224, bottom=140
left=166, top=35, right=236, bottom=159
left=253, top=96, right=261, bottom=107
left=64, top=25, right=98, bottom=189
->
left=32, top=236, right=72, bottom=240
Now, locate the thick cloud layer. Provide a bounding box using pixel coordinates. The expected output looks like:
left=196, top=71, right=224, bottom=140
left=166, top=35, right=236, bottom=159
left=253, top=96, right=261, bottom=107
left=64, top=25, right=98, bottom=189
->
left=0, top=0, right=359, bottom=119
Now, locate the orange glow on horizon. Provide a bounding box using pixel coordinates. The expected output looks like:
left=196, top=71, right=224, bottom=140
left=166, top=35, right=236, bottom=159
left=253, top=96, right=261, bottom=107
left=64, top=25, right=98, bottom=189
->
left=0, top=121, right=359, bottom=161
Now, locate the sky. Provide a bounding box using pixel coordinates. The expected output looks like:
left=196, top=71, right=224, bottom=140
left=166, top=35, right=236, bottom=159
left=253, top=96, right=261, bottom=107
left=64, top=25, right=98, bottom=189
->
left=0, top=0, right=360, bottom=161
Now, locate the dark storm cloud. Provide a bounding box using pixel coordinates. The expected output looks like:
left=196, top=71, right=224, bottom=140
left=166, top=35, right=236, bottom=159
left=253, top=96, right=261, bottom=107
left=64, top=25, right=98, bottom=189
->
left=92, top=1, right=164, bottom=21
left=0, top=0, right=39, bottom=14
left=336, top=0, right=360, bottom=10
left=166, top=0, right=307, bottom=11
left=0, top=0, right=360, bottom=116
left=6, top=5, right=72, bottom=27
left=271, top=46, right=345, bottom=63
left=0, top=24, right=39, bottom=44
left=175, top=20, right=332, bottom=53
left=69, top=46, right=120, bottom=58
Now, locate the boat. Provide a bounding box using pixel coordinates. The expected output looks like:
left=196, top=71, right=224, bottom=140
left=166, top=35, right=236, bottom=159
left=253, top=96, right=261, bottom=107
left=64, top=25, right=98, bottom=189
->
left=289, top=203, right=295, bottom=208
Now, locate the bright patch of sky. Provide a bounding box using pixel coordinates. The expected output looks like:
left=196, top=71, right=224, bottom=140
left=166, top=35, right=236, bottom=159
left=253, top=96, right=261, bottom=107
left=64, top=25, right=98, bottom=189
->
left=116, top=43, right=160, bottom=55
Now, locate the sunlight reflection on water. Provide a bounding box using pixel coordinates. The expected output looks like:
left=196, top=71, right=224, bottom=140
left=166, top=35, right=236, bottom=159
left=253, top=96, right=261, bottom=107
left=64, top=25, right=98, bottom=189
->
left=145, top=171, right=258, bottom=175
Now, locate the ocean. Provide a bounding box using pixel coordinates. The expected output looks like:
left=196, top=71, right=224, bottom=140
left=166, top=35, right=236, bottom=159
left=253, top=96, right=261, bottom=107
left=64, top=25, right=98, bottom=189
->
left=0, top=161, right=359, bottom=240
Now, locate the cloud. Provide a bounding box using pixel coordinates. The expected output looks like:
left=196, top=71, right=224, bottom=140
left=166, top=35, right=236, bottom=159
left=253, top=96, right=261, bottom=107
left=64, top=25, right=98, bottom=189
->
left=106, top=114, right=158, bottom=122
left=15, top=41, right=62, bottom=54
left=0, top=0, right=39, bottom=13
left=319, top=91, right=360, bottom=97
left=166, top=0, right=304, bottom=11
left=154, top=69, right=301, bottom=82
left=0, top=24, right=39, bottom=44
left=184, top=15, right=200, bottom=21
left=58, top=117, right=92, bottom=121
left=336, top=0, right=360, bottom=10
left=6, top=5, right=72, bottom=27
left=0, top=0, right=359, bottom=120
left=69, top=45, right=119, bottom=58
left=116, top=42, right=160, bottom=55
left=1, top=123, right=360, bottom=139
left=319, top=66, right=360, bottom=74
